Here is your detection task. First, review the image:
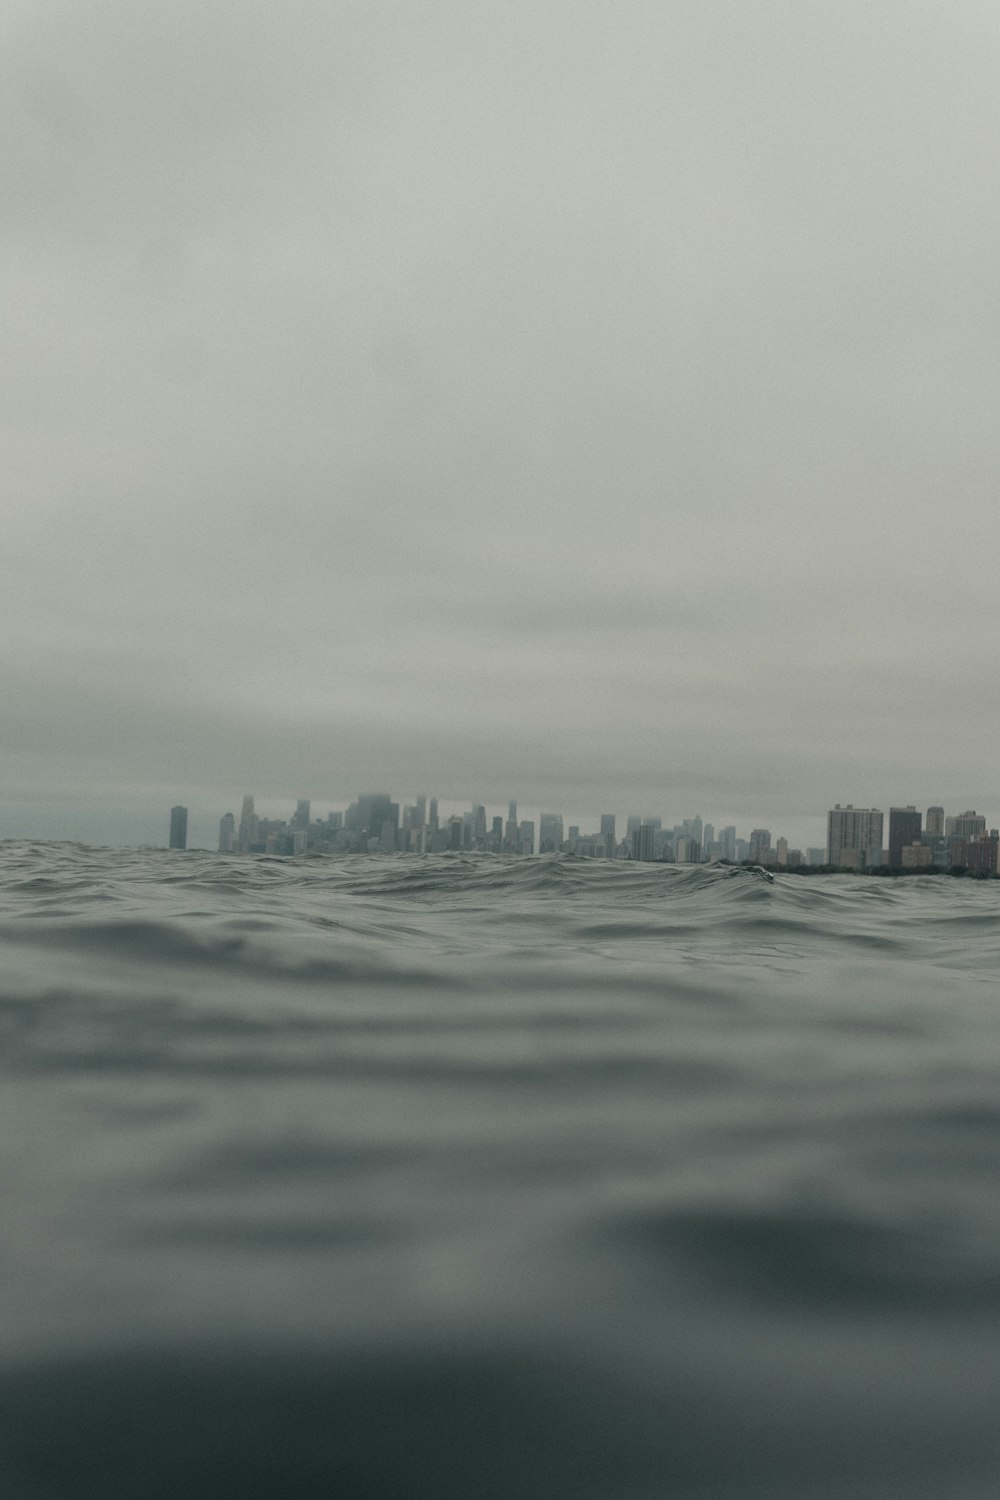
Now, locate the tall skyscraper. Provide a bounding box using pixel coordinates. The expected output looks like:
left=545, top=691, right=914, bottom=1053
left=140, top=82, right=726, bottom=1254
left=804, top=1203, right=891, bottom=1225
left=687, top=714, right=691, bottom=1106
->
left=218, top=812, right=235, bottom=852
left=925, top=806, right=945, bottom=837
left=169, top=805, right=188, bottom=850
left=748, top=829, right=771, bottom=863
left=238, top=795, right=256, bottom=850
left=504, top=801, right=519, bottom=852
left=352, top=794, right=398, bottom=843
left=888, top=806, right=921, bottom=867
left=946, top=810, right=986, bottom=840
left=600, top=813, right=616, bottom=859
left=827, top=805, right=884, bottom=868
left=539, top=813, right=564, bottom=853
left=633, top=823, right=657, bottom=861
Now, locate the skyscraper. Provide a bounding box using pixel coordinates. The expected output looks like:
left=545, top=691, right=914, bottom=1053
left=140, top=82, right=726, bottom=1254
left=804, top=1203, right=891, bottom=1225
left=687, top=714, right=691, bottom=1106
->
left=350, top=794, right=398, bottom=844
left=632, top=823, right=657, bottom=861
left=504, top=801, right=519, bottom=852
left=169, top=805, right=188, bottom=850
left=946, top=810, right=986, bottom=840
left=827, top=805, right=884, bottom=868
left=238, top=795, right=256, bottom=851
left=218, top=812, right=235, bottom=852
left=748, top=829, right=771, bottom=863
left=539, top=813, right=564, bottom=853
left=888, top=806, right=921, bottom=867
left=600, top=814, right=616, bottom=859
left=925, top=806, right=945, bottom=837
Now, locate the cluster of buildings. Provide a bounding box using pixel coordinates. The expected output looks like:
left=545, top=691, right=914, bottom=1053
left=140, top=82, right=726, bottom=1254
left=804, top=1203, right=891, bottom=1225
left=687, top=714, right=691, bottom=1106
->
left=165, top=796, right=1000, bottom=873
left=826, top=804, right=1000, bottom=874
left=165, top=794, right=813, bottom=865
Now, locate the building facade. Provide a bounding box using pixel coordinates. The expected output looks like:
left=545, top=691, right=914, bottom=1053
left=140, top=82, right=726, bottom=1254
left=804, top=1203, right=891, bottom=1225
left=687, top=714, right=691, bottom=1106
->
left=888, top=806, right=922, bottom=867
left=169, top=805, right=188, bottom=850
left=827, top=805, right=884, bottom=868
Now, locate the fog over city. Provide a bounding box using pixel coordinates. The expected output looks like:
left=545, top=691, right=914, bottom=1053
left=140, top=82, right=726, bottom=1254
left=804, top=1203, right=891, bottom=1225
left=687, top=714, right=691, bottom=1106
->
left=4, top=1, right=1000, bottom=850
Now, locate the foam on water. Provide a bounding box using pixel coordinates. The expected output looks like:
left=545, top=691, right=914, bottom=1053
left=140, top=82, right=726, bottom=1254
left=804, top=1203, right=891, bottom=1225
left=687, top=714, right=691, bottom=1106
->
left=1, top=844, right=999, bottom=1497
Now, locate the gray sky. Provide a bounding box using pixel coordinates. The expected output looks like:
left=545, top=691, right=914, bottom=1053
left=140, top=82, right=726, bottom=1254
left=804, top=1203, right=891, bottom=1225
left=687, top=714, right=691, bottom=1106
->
left=4, top=0, right=1000, bottom=850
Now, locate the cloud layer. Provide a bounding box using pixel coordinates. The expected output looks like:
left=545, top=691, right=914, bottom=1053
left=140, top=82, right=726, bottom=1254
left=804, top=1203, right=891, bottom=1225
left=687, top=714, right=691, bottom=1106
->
left=4, top=1, right=1000, bottom=846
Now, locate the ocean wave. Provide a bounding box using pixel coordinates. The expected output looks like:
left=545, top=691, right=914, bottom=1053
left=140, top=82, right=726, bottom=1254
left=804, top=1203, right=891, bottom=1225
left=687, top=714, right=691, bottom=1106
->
left=2, top=844, right=1000, bottom=1497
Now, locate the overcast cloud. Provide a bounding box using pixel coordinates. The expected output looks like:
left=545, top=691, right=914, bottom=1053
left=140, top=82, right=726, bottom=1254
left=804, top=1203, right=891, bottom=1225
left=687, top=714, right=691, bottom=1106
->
left=4, top=0, right=1000, bottom=848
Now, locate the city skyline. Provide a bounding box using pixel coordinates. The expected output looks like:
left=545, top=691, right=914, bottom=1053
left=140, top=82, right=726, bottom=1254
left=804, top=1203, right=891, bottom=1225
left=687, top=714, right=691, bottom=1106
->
left=6, top=774, right=1000, bottom=862
left=148, top=790, right=1000, bottom=872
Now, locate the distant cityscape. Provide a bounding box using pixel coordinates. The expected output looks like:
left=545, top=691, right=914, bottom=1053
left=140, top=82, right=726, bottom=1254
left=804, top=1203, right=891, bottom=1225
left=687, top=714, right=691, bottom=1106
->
left=164, top=798, right=1000, bottom=874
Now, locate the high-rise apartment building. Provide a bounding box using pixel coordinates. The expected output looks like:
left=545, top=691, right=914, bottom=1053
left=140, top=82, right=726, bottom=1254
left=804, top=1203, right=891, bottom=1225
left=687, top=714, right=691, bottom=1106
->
left=633, top=823, right=657, bottom=861
left=218, top=812, right=235, bottom=852
left=951, top=829, right=1000, bottom=874
left=600, top=814, right=616, bottom=859
left=946, top=810, right=986, bottom=840
left=539, top=813, right=564, bottom=853
left=748, top=829, right=771, bottom=863
left=349, top=794, right=399, bottom=844
left=237, top=795, right=256, bottom=850
left=169, top=805, right=188, bottom=850
left=888, top=806, right=922, bottom=867
left=925, top=806, right=945, bottom=837
left=827, top=805, right=884, bottom=868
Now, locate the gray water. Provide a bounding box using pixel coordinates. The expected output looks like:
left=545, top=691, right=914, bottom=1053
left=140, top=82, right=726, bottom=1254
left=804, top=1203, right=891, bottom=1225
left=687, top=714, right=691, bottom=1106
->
left=2, top=843, right=999, bottom=1498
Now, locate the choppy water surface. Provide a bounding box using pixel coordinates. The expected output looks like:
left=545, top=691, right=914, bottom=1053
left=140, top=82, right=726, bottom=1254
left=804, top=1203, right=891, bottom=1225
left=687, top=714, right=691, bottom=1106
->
left=2, top=844, right=999, bottom=1498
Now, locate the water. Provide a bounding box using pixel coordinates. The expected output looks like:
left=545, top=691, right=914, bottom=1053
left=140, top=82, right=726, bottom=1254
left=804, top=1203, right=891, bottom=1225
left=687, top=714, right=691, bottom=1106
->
left=1, top=843, right=998, bottom=1498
